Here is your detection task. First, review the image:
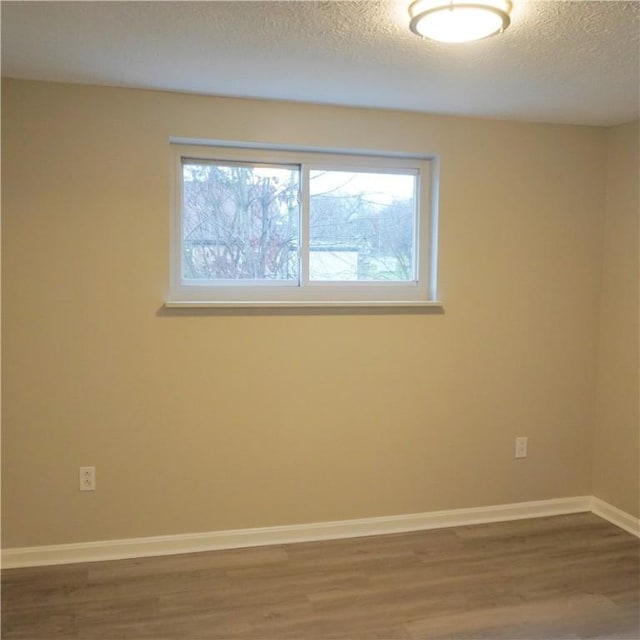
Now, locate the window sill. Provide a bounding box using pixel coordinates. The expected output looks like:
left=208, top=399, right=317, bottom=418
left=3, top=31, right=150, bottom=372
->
left=164, top=300, right=444, bottom=309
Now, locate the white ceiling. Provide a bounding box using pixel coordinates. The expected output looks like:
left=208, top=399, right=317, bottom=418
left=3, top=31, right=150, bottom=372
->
left=1, top=0, right=639, bottom=126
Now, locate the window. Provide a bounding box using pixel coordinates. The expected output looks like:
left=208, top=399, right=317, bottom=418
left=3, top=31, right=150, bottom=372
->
left=167, top=143, right=439, bottom=306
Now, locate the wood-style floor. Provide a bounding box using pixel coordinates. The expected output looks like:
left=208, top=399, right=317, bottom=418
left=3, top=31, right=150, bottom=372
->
left=2, top=513, right=638, bottom=639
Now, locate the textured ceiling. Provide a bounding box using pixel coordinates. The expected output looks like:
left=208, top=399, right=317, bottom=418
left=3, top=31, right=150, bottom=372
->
left=1, top=0, right=639, bottom=126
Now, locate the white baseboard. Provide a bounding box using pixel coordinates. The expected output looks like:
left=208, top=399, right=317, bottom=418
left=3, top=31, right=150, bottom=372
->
left=591, top=496, right=640, bottom=537
left=2, top=495, right=594, bottom=569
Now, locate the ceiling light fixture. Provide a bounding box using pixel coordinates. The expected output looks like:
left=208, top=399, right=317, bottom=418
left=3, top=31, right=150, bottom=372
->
left=409, top=0, right=512, bottom=43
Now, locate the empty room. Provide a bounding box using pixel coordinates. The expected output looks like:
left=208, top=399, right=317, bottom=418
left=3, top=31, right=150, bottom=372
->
left=1, top=1, right=638, bottom=638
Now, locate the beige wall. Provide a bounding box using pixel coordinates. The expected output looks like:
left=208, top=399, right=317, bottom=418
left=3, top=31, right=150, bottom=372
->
left=2, top=79, right=607, bottom=547
left=593, top=121, right=640, bottom=518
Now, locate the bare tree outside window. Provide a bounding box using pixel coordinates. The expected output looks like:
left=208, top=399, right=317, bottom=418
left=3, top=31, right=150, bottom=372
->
left=182, top=162, right=300, bottom=281
left=309, top=170, right=416, bottom=281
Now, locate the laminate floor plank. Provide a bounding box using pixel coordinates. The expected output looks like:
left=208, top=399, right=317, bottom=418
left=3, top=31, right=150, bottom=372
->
left=404, top=592, right=635, bottom=639
left=2, top=513, right=638, bottom=639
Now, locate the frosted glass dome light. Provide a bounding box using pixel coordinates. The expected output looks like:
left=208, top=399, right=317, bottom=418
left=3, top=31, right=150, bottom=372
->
left=409, top=1, right=512, bottom=43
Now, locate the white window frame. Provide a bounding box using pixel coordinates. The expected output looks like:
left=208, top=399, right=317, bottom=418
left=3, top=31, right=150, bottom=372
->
left=166, top=142, right=440, bottom=307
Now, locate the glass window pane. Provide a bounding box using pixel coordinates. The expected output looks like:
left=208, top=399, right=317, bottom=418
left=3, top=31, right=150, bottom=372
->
left=182, top=162, right=300, bottom=281
left=309, top=170, right=417, bottom=282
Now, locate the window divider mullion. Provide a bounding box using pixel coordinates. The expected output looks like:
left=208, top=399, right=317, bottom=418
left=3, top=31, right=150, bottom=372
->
left=300, top=164, right=310, bottom=286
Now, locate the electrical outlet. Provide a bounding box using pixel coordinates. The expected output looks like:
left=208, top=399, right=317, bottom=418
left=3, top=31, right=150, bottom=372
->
left=79, top=466, right=96, bottom=491
left=515, top=437, right=528, bottom=459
